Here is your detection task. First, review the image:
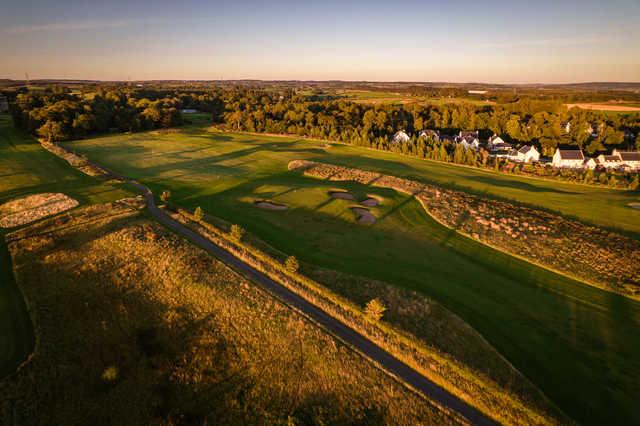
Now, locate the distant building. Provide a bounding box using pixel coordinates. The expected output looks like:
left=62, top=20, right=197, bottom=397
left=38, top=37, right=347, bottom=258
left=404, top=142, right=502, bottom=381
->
left=487, top=135, right=512, bottom=151
left=468, top=90, right=488, bottom=94
left=0, top=95, right=8, bottom=113
left=392, top=130, right=410, bottom=144
left=459, top=130, right=479, bottom=139
left=552, top=149, right=585, bottom=168
left=418, top=129, right=440, bottom=141
left=181, top=109, right=198, bottom=114
left=583, top=158, right=598, bottom=170
left=456, top=135, right=480, bottom=150
left=559, top=121, right=571, bottom=133
left=613, top=149, right=640, bottom=171
left=514, top=145, right=540, bottom=163
left=597, top=154, right=623, bottom=170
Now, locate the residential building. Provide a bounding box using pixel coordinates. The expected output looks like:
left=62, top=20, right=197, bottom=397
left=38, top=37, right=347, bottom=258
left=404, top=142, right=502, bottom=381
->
left=515, top=145, right=540, bottom=163
left=487, top=135, right=512, bottom=151
left=392, top=130, right=410, bottom=144
left=560, top=121, right=571, bottom=133
left=613, top=149, right=640, bottom=171
left=584, top=158, right=598, bottom=170
left=457, top=135, right=480, bottom=150
left=418, top=129, right=440, bottom=141
left=597, top=154, right=623, bottom=170
left=552, top=149, right=585, bottom=168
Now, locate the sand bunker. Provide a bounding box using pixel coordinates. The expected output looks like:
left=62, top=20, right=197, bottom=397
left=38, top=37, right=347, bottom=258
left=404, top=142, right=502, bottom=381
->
left=254, top=200, right=288, bottom=211
left=329, top=191, right=355, bottom=200
left=628, top=203, right=640, bottom=210
left=360, top=197, right=380, bottom=207
left=351, top=207, right=376, bottom=225
left=0, top=193, right=79, bottom=228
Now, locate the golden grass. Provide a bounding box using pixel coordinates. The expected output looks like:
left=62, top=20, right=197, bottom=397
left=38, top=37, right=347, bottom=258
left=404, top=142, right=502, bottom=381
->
left=0, top=201, right=457, bottom=425
left=0, top=193, right=78, bottom=228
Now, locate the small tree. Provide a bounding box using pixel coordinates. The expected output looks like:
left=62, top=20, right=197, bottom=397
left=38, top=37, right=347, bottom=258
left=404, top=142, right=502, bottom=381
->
left=193, top=206, right=204, bottom=222
left=101, top=366, right=118, bottom=383
left=160, top=190, right=171, bottom=203
left=230, top=224, right=245, bottom=242
left=285, top=256, right=299, bottom=273
left=365, top=298, right=387, bottom=322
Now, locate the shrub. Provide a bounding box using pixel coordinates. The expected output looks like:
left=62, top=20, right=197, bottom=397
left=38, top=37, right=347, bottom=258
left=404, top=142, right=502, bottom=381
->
left=101, top=366, right=118, bottom=383
left=365, top=298, right=387, bottom=322
left=193, top=206, right=204, bottom=222
left=230, top=224, right=245, bottom=242
left=160, top=190, right=171, bottom=203
left=285, top=256, right=299, bottom=273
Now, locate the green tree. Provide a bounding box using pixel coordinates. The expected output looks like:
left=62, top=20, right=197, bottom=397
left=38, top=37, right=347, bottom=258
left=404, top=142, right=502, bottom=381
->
left=284, top=256, right=299, bottom=273
left=37, top=120, right=64, bottom=143
left=365, top=298, right=387, bottom=322
left=193, top=206, right=204, bottom=222
left=230, top=224, right=245, bottom=242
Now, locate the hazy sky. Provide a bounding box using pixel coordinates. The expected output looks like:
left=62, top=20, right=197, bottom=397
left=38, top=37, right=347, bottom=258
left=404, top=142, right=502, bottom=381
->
left=1, top=0, right=638, bottom=83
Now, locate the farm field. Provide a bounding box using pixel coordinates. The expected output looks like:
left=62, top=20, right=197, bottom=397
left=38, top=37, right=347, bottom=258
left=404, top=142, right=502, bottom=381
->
left=66, top=122, right=640, bottom=425
left=0, top=114, right=130, bottom=378
left=566, top=102, right=640, bottom=112
left=336, top=90, right=493, bottom=106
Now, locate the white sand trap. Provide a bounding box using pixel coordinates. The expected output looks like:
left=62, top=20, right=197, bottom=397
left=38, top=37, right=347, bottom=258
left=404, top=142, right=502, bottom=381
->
left=329, top=191, right=355, bottom=200
left=351, top=207, right=376, bottom=225
left=0, top=193, right=79, bottom=228
left=254, top=200, right=288, bottom=211
left=628, top=202, right=640, bottom=210
left=360, top=197, right=380, bottom=207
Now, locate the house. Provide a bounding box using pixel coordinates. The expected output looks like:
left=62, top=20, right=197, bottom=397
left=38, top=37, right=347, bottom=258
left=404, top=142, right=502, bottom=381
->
left=419, top=129, right=440, bottom=141
left=596, top=154, right=623, bottom=170
left=487, top=135, right=512, bottom=151
left=560, top=121, right=571, bottom=133
left=392, top=130, right=410, bottom=144
left=552, top=149, right=585, bottom=168
left=459, top=130, right=479, bottom=139
left=457, top=135, right=480, bottom=150
left=181, top=108, right=198, bottom=114
left=0, top=95, right=8, bottom=113
left=613, top=149, right=640, bottom=171
left=515, top=145, right=540, bottom=163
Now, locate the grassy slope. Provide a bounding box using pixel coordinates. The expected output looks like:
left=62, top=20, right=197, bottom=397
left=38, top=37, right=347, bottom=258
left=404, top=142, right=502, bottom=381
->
left=66, top=123, right=640, bottom=425
left=2, top=206, right=455, bottom=425
left=0, top=114, right=130, bottom=378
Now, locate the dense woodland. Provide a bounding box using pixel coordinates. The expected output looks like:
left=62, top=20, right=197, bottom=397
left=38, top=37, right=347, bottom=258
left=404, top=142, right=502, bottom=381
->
left=6, top=85, right=640, bottom=188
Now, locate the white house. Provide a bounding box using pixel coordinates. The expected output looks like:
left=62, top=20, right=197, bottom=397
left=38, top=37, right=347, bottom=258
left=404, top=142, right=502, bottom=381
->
left=597, top=154, right=623, bottom=170
left=459, top=130, right=479, bottom=139
left=560, top=121, right=571, bottom=133
left=488, top=135, right=512, bottom=151
left=514, top=145, right=540, bottom=163
left=392, top=130, right=410, bottom=144
left=552, top=149, right=585, bottom=168
left=457, top=135, right=480, bottom=150
left=613, top=149, right=640, bottom=171
left=419, top=129, right=440, bottom=141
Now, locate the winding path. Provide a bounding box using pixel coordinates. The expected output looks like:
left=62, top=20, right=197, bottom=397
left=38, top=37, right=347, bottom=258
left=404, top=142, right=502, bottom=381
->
left=82, top=156, right=498, bottom=426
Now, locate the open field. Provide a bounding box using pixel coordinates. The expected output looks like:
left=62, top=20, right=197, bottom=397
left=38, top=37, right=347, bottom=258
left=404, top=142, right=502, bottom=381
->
left=1, top=202, right=456, bottom=425
left=66, top=122, right=640, bottom=425
left=335, top=90, right=493, bottom=106
left=0, top=114, right=130, bottom=378
left=566, top=102, right=640, bottom=112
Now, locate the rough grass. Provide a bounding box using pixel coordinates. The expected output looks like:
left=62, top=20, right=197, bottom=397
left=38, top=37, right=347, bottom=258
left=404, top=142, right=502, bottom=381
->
left=0, top=114, right=130, bottom=379
left=0, top=202, right=457, bottom=426
left=64, top=123, right=640, bottom=425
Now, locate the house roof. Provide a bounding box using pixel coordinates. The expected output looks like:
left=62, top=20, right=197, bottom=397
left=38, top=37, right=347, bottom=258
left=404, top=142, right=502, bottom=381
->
left=600, top=155, right=622, bottom=162
left=557, top=149, right=584, bottom=160
left=518, top=145, right=534, bottom=154
left=618, top=151, right=640, bottom=162
left=460, top=130, right=478, bottom=138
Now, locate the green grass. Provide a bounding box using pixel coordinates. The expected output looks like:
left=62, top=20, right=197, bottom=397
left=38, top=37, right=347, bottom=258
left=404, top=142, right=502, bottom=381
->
left=65, top=123, right=640, bottom=425
left=0, top=114, right=130, bottom=378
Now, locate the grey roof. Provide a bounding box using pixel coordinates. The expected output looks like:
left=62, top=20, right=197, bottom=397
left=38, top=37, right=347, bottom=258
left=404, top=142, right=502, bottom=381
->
left=618, top=151, right=640, bottom=162
left=518, top=145, right=533, bottom=154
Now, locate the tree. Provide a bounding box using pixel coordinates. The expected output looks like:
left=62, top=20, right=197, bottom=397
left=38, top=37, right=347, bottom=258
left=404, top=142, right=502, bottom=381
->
left=193, top=206, right=204, bottom=222
left=160, top=190, right=171, bottom=203
left=365, top=298, right=387, bottom=322
left=285, top=256, right=299, bottom=273
left=230, top=224, right=245, bottom=242
left=37, top=120, right=64, bottom=143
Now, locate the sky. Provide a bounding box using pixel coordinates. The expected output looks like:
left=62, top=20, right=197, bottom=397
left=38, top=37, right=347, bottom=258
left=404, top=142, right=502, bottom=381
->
left=1, top=0, right=639, bottom=83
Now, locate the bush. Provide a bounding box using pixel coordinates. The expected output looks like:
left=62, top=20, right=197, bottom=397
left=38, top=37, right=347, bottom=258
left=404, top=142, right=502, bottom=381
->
left=365, top=298, right=387, bottom=322
left=230, top=224, right=245, bottom=242
left=160, top=190, right=171, bottom=203
left=193, top=206, right=204, bottom=222
left=101, top=366, right=118, bottom=383
left=285, top=256, right=299, bottom=273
